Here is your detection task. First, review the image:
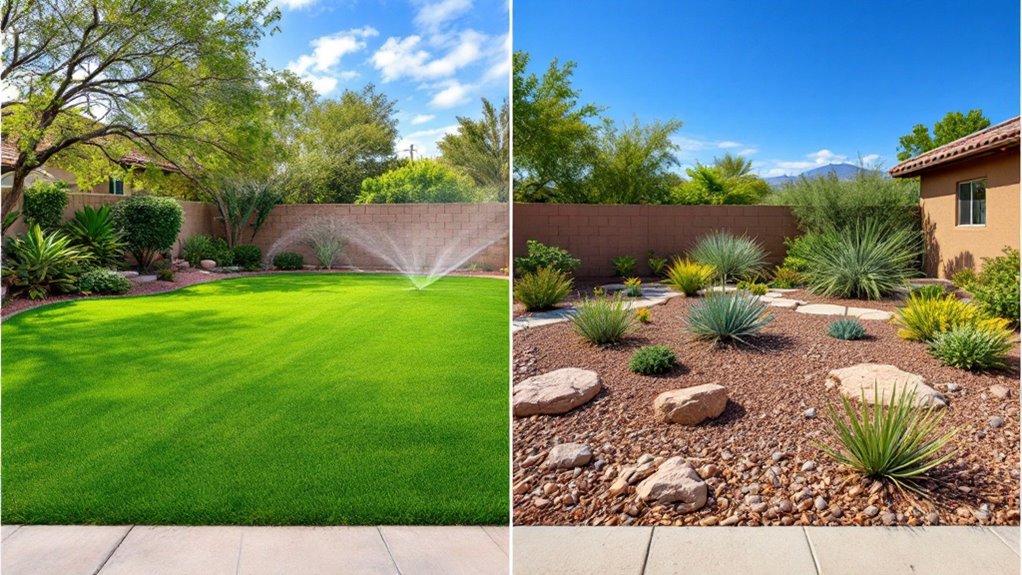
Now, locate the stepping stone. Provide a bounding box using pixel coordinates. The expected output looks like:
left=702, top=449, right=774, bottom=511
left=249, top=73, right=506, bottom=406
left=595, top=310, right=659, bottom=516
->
left=767, top=298, right=805, bottom=309
left=653, top=384, right=728, bottom=425
left=827, top=363, right=947, bottom=409
left=635, top=457, right=708, bottom=512
left=761, top=292, right=784, bottom=299
left=545, top=443, right=593, bottom=469
left=135, top=275, right=157, bottom=283
left=513, top=368, right=602, bottom=417
left=795, top=303, right=892, bottom=321
left=118, top=271, right=139, bottom=278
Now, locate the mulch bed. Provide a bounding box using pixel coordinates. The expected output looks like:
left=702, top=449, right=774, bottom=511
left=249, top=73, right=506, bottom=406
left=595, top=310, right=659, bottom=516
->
left=512, top=293, right=1020, bottom=527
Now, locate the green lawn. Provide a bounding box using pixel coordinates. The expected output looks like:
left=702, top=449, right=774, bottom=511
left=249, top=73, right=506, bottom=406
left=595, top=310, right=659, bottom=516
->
left=1, top=274, right=509, bottom=525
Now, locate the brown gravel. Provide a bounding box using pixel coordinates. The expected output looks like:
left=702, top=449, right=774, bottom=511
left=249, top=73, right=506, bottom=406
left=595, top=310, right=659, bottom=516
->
left=513, top=294, right=1020, bottom=527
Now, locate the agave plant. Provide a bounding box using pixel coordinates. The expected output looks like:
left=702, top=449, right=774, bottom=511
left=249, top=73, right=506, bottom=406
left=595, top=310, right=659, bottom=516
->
left=689, top=231, right=766, bottom=282
left=63, top=205, right=126, bottom=268
left=686, top=291, right=773, bottom=345
left=827, top=318, right=866, bottom=340
left=2, top=225, right=88, bottom=300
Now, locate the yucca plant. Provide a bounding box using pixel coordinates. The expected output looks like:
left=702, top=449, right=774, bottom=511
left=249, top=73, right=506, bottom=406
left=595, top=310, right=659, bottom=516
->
left=827, top=318, right=866, bottom=340
left=893, top=292, right=1009, bottom=342
left=514, top=267, right=573, bottom=311
left=686, top=291, right=773, bottom=345
left=664, top=258, right=715, bottom=296
left=800, top=220, right=921, bottom=300
left=818, top=383, right=959, bottom=495
left=572, top=296, right=635, bottom=344
left=63, top=205, right=126, bottom=268
left=690, top=231, right=766, bottom=282
left=928, top=325, right=1014, bottom=371
left=2, top=224, right=88, bottom=300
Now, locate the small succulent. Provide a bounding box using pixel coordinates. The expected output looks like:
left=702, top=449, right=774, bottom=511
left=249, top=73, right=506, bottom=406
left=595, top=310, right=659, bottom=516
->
left=828, top=318, right=866, bottom=340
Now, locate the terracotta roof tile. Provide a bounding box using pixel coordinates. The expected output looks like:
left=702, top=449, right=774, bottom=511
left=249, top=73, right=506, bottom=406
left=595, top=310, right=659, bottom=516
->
left=1, top=139, right=178, bottom=172
left=889, top=116, right=1020, bottom=177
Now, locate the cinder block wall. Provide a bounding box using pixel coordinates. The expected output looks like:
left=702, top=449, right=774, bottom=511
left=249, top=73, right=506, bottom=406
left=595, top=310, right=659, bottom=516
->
left=512, top=203, right=799, bottom=277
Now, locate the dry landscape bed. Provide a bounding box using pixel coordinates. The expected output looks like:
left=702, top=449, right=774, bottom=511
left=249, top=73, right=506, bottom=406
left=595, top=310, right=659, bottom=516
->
left=512, top=291, right=1020, bottom=527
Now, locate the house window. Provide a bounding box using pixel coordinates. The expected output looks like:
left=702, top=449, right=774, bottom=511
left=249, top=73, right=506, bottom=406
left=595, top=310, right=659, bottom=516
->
left=109, top=178, right=124, bottom=195
left=957, top=178, right=986, bottom=226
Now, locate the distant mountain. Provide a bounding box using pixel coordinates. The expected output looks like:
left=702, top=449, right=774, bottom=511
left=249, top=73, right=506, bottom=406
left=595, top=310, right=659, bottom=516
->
left=764, top=163, right=878, bottom=188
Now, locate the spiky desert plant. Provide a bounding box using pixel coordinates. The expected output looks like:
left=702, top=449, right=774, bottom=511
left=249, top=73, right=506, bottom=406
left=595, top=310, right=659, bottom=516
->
left=664, top=258, right=715, bottom=296
left=928, top=325, right=1014, bottom=371
left=686, top=291, right=773, bottom=345
left=908, top=284, right=947, bottom=301
left=572, top=296, right=635, bottom=344
left=827, top=318, right=867, bottom=340
left=514, top=267, right=573, bottom=311
left=647, top=251, right=668, bottom=277
left=818, top=383, right=958, bottom=495
left=63, top=205, right=126, bottom=268
left=2, top=225, right=87, bottom=300
left=893, top=292, right=1009, bottom=342
left=736, top=280, right=769, bottom=296
left=689, top=231, right=766, bottom=282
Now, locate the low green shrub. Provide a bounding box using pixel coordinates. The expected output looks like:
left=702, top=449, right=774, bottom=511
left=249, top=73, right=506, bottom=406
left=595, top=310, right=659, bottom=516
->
left=770, top=266, right=804, bottom=289
left=647, top=251, right=668, bottom=277
left=232, top=244, right=262, bottom=270
left=623, top=277, right=642, bottom=297
left=23, top=181, right=69, bottom=231
left=157, top=268, right=176, bottom=282
left=971, top=248, right=1020, bottom=327
left=572, top=296, right=635, bottom=344
left=827, top=318, right=866, bottom=340
left=2, top=225, right=87, bottom=299
left=64, top=205, right=126, bottom=268
left=514, top=268, right=573, bottom=311
left=686, top=291, right=773, bottom=345
left=272, top=251, right=304, bottom=270
left=207, top=237, right=234, bottom=267
left=736, top=280, right=769, bottom=296
left=111, top=195, right=183, bottom=271
left=950, top=268, right=978, bottom=291
left=908, top=285, right=947, bottom=301
left=514, top=240, right=581, bottom=276
left=181, top=234, right=213, bottom=267
left=612, top=255, right=636, bottom=277
left=781, top=235, right=812, bottom=272
left=928, top=325, right=1013, bottom=371
left=664, top=258, right=715, bottom=296
left=690, top=231, right=766, bottom=282
left=893, top=292, right=1009, bottom=342
left=78, top=268, right=132, bottom=295
left=629, top=345, right=676, bottom=375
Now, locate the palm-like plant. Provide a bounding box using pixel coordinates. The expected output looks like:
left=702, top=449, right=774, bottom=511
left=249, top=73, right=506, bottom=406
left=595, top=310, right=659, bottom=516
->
left=3, top=225, right=88, bottom=299
left=208, top=180, right=282, bottom=247
left=63, top=205, right=126, bottom=268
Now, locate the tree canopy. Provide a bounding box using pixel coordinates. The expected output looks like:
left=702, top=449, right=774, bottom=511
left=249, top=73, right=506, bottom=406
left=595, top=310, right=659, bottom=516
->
left=674, top=156, right=771, bottom=206
left=437, top=98, right=508, bottom=202
left=896, top=109, right=991, bottom=161
left=585, top=118, right=683, bottom=204
left=356, top=159, right=477, bottom=204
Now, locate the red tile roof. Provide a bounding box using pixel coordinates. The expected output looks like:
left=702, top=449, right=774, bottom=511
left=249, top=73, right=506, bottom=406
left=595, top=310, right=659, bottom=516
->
left=889, top=116, right=1020, bottom=178
left=1, top=140, right=178, bottom=172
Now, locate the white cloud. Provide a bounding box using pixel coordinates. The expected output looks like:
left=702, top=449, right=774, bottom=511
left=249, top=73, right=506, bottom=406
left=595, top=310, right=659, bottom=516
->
left=430, top=80, right=472, bottom=108
left=807, top=148, right=847, bottom=165
left=860, top=153, right=881, bottom=166
left=738, top=148, right=759, bottom=156
left=411, top=114, right=436, bottom=125
left=288, top=26, right=378, bottom=95
left=371, top=30, right=485, bottom=82
left=717, top=141, right=741, bottom=149
left=414, top=0, right=473, bottom=32
left=397, top=124, right=460, bottom=158
left=274, top=0, right=318, bottom=10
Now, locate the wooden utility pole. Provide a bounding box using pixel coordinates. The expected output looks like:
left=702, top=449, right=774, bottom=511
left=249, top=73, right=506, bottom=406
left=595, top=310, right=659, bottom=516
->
left=403, top=144, right=417, bottom=162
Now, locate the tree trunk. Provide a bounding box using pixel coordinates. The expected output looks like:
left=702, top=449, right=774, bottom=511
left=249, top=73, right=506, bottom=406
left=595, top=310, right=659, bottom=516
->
left=2, top=168, right=28, bottom=216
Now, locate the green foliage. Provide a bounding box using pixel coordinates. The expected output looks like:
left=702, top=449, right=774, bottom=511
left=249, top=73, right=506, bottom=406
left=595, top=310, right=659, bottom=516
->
left=514, top=240, right=581, bottom=276
left=770, top=266, right=804, bottom=289
left=928, top=325, right=1013, bottom=371
left=110, top=196, right=183, bottom=271
left=78, top=268, right=132, bottom=295
left=232, top=244, right=262, bottom=270
left=303, top=219, right=346, bottom=269
left=207, top=237, right=234, bottom=267
left=629, top=345, right=676, bottom=375
left=686, top=291, right=774, bottom=345
left=613, top=255, right=636, bottom=277
left=908, top=285, right=947, bottom=301
left=2, top=225, right=87, bottom=300
left=647, top=251, right=668, bottom=276
left=623, top=277, right=642, bottom=297
left=950, top=268, right=978, bottom=291
left=674, top=160, right=770, bottom=205
left=818, top=383, right=958, bottom=494
left=2, top=210, right=20, bottom=234
left=897, top=110, right=991, bottom=161
left=970, top=248, right=1020, bottom=326
left=23, top=181, right=69, bottom=231
left=272, top=251, right=304, bottom=270
left=181, top=235, right=214, bottom=267
left=690, top=232, right=766, bottom=282
left=799, top=221, right=921, bottom=300
left=664, top=258, right=715, bottom=296
left=157, top=268, right=176, bottom=282
left=438, top=98, right=509, bottom=201
left=770, top=171, right=920, bottom=234
left=514, top=267, right=573, bottom=311
left=357, top=159, right=478, bottom=204
left=63, top=205, right=126, bottom=268
left=827, top=318, right=866, bottom=341
left=782, top=235, right=813, bottom=272
left=736, top=280, right=769, bottom=296
left=893, top=293, right=1010, bottom=342
left=585, top=117, right=683, bottom=204
left=572, top=296, right=636, bottom=344
left=209, top=180, right=281, bottom=247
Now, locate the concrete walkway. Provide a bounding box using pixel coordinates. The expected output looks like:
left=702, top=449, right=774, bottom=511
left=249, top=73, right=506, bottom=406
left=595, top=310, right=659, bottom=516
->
left=1, top=525, right=508, bottom=575
left=513, top=526, right=1020, bottom=575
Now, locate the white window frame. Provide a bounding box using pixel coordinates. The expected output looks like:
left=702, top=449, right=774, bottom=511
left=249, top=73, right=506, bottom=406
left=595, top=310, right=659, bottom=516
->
left=956, top=178, right=986, bottom=227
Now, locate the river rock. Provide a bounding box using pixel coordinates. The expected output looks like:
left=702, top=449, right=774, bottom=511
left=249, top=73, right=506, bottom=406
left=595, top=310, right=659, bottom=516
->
left=513, top=368, right=602, bottom=416
left=653, top=384, right=728, bottom=425
left=200, top=259, right=217, bottom=270
left=545, top=443, right=593, bottom=469
left=635, top=457, right=707, bottom=512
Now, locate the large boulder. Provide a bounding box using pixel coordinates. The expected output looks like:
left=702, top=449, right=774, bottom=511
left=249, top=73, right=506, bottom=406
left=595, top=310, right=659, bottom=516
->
left=827, top=363, right=946, bottom=409
left=635, top=457, right=707, bottom=512
left=545, top=443, right=593, bottom=469
left=199, top=259, right=217, bottom=270
left=513, top=368, right=602, bottom=417
left=653, top=384, right=728, bottom=425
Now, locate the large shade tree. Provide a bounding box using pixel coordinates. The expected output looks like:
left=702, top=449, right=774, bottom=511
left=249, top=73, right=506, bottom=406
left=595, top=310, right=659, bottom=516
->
left=585, top=118, right=683, bottom=204
left=437, top=98, right=508, bottom=201
left=896, top=109, right=991, bottom=161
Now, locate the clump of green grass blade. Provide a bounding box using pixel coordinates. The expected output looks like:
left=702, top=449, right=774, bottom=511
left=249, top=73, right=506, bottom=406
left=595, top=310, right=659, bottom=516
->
left=686, top=291, right=773, bottom=345
left=572, top=296, right=635, bottom=344
left=817, top=382, right=959, bottom=495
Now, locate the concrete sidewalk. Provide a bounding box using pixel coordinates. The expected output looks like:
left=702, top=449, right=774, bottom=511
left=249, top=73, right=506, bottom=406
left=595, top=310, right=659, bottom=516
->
left=1, top=525, right=508, bottom=575
left=513, top=526, right=1020, bottom=575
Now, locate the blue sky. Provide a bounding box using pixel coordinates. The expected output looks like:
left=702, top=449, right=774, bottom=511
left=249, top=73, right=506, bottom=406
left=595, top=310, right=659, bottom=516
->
left=514, top=1, right=1021, bottom=177
left=258, top=0, right=509, bottom=158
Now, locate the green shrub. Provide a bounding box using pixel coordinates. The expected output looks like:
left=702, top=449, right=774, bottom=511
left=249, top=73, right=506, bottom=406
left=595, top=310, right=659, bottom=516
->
left=111, top=195, right=183, bottom=271
left=770, top=266, right=804, bottom=289
left=664, top=258, right=715, bottom=296
left=303, top=219, right=346, bottom=269
left=273, top=251, right=304, bottom=270
left=232, top=244, right=262, bottom=270
left=157, top=268, right=176, bottom=282
left=514, top=268, right=573, bottom=311
left=771, top=170, right=920, bottom=234
left=647, top=251, right=668, bottom=276
left=908, top=285, right=947, bottom=301
left=690, top=231, right=766, bottom=282
left=971, top=248, right=1020, bottom=327
left=629, top=345, right=676, bottom=375
left=781, top=234, right=813, bottom=273
left=514, top=240, right=581, bottom=276
left=736, top=280, right=769, bottom=296
left=818, top=382, right=958, bottom=494
left=827, top=318, right=866, bottom=340
left=623, top=277, right=642, bottom=297
left=23, top=181, right=69, bottom=231
left=950, top=268, right=978, bottom=291
left=612, top=255, right=636, bottom=277
left=63, top=205, right=126, bottom=268
left=356, top=158, right=478, bottom=203
left=893, top=293, right=1009, bottom=342
left=928, top=325, right=1013, bottom=371
left=686, top=291, right=773, bottom=345
left=207, top=237, right=234, bottom=267
left=78, top=268, right=132, bottom=295
left=2, top=225, right=87, bottom=299
left=181, top=234, right=213, bottom=267
left=572, top=296, right=636, bottom=344
left=800, top=220, right=921, bottom=300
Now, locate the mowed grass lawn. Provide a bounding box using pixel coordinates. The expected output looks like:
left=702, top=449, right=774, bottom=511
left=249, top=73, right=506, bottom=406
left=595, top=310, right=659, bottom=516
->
left=2, top=274, right=508, bottom=525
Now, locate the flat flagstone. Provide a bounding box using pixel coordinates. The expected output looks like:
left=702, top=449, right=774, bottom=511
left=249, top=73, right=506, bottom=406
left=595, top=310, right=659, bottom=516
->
left=512, top=308, right=578, bottom=332
left=1, top=525, right=130, bottom=575
left=100, top=526, right=243, bottom=575
left=767, top=298, right=804, bottom=309
left=2, top=524, right=22, bottom=541
left=806, top=526, right=1020, bottom=575
left=379, top=526, right=507, bottom=575
left=236, top=527, right=397, bottom=575
left=795, top=302, right=892, bottom=321
left=989, top=526, right=1020, bottom=556
left=513, top=526, right=653, bottom=575
left=482, top=525, right=510, bottom=555
left=644, top=527, right=817, bottom=575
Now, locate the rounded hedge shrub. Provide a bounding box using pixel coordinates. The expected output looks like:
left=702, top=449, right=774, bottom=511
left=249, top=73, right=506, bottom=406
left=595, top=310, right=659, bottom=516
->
left=827, top=318, right=866, bottom=340
left=207, top=237, right=234, bottom=267
left=514, top=240, right=581, bottom=276
left=928, top=325, right=1013, bottom=371
left=23, top=181, right=70, bottom=231
left=272, top=251, right=304, bottom=270
left=111, top=196, right=183, bottom=271
left=629, top=345, right=676, bottom=375
left=78, top=268, right=131, bottom=295
left=232, top=244, right=262, bottom=269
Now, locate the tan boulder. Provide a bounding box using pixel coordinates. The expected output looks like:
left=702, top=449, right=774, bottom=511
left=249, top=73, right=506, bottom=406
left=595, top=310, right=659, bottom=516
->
left=827, top=363, right=946, bottom=408
left=513, top=368, right=601, bottom=417
left=635, top=457, right=707, bottom=512
left=545, top=443, right=593, bottom=469
left=653, top=384, right=728, bottom=425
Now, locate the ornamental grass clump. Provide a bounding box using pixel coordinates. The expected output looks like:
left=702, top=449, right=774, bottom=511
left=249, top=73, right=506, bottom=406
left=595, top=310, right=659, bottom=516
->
left=572, top=296, right=635, bottom=344
left=927, top=325, right=1013, bottom=371
left=664, top=258, right=715, bottom=296
left=690, top=231, right=766, bottom=282
left=736, top=280, right=769, bottom=296
left=514, top=267, right=573, bottom=311
left=828, top=318, right=867, bottom=340
left=818, top=383, right=958, bottom=494
left=629, top=345, right=676, bottom=375
left=892, top=292, right=1009, bottom=342
left=686, top=291, right=773, bottom=345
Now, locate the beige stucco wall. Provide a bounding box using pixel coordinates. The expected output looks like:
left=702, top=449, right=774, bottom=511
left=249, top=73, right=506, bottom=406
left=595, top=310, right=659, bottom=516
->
left=918, top=148, right=1020, bottom=278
